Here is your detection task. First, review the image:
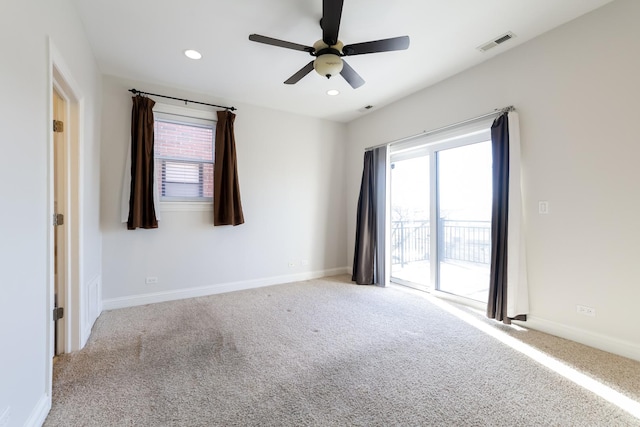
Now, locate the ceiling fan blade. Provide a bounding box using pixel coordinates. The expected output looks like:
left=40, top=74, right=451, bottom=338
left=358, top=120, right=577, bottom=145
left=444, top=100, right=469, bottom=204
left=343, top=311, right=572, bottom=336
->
left=343, top=36, right=410, bottom=56
left=249, top=34, right=314, bottom=53
left=340, top=60, right=365, bottom=89
left=284, top=61, right=315, bottom=85
left=322, top=0, right=344, bottom=46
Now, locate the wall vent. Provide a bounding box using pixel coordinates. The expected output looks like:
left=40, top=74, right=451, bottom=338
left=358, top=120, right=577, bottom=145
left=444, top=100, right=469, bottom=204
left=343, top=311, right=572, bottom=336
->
left=477, top=31, right=516, bottom=52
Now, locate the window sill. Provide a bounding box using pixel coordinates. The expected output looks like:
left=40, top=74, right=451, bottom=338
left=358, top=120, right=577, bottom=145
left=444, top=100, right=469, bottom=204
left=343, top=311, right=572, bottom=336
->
left=159, top=201, right=213, bottom=212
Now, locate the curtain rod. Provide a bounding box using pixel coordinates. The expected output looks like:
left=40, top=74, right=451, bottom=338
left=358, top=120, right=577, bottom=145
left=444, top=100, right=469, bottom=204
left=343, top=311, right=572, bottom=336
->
left=365, top=105, right=514, bottom=151
left=128, top=88, right=237, bottom=111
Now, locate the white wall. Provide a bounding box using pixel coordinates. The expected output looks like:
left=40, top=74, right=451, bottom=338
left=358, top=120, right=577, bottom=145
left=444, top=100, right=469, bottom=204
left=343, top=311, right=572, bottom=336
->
left=346, top=0, right=640, bottom=360
left=101, top=76, right=347, bottom=308
left=0, top=0, right=102, bottom=425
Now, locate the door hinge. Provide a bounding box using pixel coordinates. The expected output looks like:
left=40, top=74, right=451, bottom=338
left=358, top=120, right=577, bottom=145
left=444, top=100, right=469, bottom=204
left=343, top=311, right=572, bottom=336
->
left=53, top=120, right=64, bottom=133
left=53, top=213, right=64, bottom=226
left=53, top=307, right=64, bottom=322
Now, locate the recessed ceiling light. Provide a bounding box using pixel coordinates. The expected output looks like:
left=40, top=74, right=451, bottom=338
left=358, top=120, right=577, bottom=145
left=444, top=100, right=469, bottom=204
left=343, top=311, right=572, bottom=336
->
left=184, top=49, right=202, bottom=60
left=327, top=89, right=340, bottom=96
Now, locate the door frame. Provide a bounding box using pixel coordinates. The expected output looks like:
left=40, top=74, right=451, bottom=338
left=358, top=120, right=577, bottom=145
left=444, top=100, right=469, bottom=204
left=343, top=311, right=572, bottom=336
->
left=52, top=87, right=67, bottom=356
left=47, top=39, right=83, bottom=395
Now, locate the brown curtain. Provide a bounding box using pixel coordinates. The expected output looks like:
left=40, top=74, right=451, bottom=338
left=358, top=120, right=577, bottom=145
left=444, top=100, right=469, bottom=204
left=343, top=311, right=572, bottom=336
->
left=127, top=95, right=158, bottom=230
left=487, top=112, right=526, bottom=324
left=352, top=147, right=387, bottom=286
left=214, top=111, right=244, bottom=226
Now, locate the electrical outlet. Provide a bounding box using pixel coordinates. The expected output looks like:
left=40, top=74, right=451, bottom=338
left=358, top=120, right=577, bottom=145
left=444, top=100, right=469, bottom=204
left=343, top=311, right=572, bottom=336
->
left=301, top=259, right=309, bottom=266
left=538, top=201, right=549, bottom=214
left=576, top=305, right=596, bottom=317
left=0, top=406, right=11, bottom=427
left=145, top=276, right=158, bottom=284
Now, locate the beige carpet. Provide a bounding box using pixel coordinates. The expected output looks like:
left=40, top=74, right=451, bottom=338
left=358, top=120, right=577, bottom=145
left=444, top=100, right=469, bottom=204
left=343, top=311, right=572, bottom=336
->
left=45, top=275, right=640, bottom=426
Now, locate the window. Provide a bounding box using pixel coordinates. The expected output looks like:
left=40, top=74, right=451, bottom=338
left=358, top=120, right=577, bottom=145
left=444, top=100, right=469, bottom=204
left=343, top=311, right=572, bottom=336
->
left=153, top=108, right=215, bottom=202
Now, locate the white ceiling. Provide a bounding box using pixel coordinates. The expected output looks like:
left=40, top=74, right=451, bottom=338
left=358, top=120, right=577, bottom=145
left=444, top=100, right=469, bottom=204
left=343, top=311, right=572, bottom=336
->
left=72, top=0, right=613, bottom=122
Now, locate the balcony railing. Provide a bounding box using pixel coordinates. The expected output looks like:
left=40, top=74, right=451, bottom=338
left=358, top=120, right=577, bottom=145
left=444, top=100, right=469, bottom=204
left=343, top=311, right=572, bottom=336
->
left=391, top=220, right=491, bottom=266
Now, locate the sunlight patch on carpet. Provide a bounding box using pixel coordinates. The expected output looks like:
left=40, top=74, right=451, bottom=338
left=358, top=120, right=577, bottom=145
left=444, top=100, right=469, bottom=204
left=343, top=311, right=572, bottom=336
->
left=404, top=288, right=640, bottom=421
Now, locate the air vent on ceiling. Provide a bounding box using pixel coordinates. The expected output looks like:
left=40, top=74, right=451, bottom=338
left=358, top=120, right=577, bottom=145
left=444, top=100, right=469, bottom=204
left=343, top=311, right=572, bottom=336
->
left=477, top=31, right=516, bottom=52
left=358, top=105, right=375, bottom=113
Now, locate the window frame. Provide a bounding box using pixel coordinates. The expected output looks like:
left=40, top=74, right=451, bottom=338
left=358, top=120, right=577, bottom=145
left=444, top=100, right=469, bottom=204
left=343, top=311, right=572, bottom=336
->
left=153, top=103, right=217, bottom=211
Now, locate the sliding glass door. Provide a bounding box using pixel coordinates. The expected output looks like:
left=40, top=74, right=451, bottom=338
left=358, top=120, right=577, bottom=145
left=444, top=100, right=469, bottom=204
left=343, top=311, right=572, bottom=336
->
left=390, top=149, right=430, bottom=290
left=437, top=141, right=492, bottom=302
left=389, top=126, right=492, bottom=303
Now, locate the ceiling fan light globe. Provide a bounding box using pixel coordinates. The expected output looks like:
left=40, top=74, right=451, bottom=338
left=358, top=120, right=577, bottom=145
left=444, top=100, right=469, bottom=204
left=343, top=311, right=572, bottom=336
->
left=314, top=54, right=343, bottom=79
left=313, top=40, right=329, bottom=51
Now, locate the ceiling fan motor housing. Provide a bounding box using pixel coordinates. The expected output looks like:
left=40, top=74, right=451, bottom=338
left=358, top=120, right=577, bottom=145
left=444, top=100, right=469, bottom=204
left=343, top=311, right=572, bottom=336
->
left=313, top=40, right=344, bottom=78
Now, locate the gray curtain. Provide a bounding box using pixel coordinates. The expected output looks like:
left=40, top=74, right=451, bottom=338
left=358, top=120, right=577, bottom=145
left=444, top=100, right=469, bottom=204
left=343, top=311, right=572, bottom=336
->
left=127, top=95, right=158, bottom=230
left=487, top=113, right=526, bottom=324
left=352, top=146, right=387, bottom=286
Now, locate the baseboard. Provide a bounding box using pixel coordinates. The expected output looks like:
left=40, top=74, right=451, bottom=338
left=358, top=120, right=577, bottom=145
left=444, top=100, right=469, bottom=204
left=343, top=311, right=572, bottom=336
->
left=516, top=316, right=640, bottom=363
left=24, top=393, right=50, bottom=427
left=102, top=267, right=350, bottom=311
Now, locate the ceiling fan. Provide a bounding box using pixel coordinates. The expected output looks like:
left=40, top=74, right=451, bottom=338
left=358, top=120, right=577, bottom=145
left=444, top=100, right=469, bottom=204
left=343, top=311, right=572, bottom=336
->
left=248, top=0, right=410, bottom=89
